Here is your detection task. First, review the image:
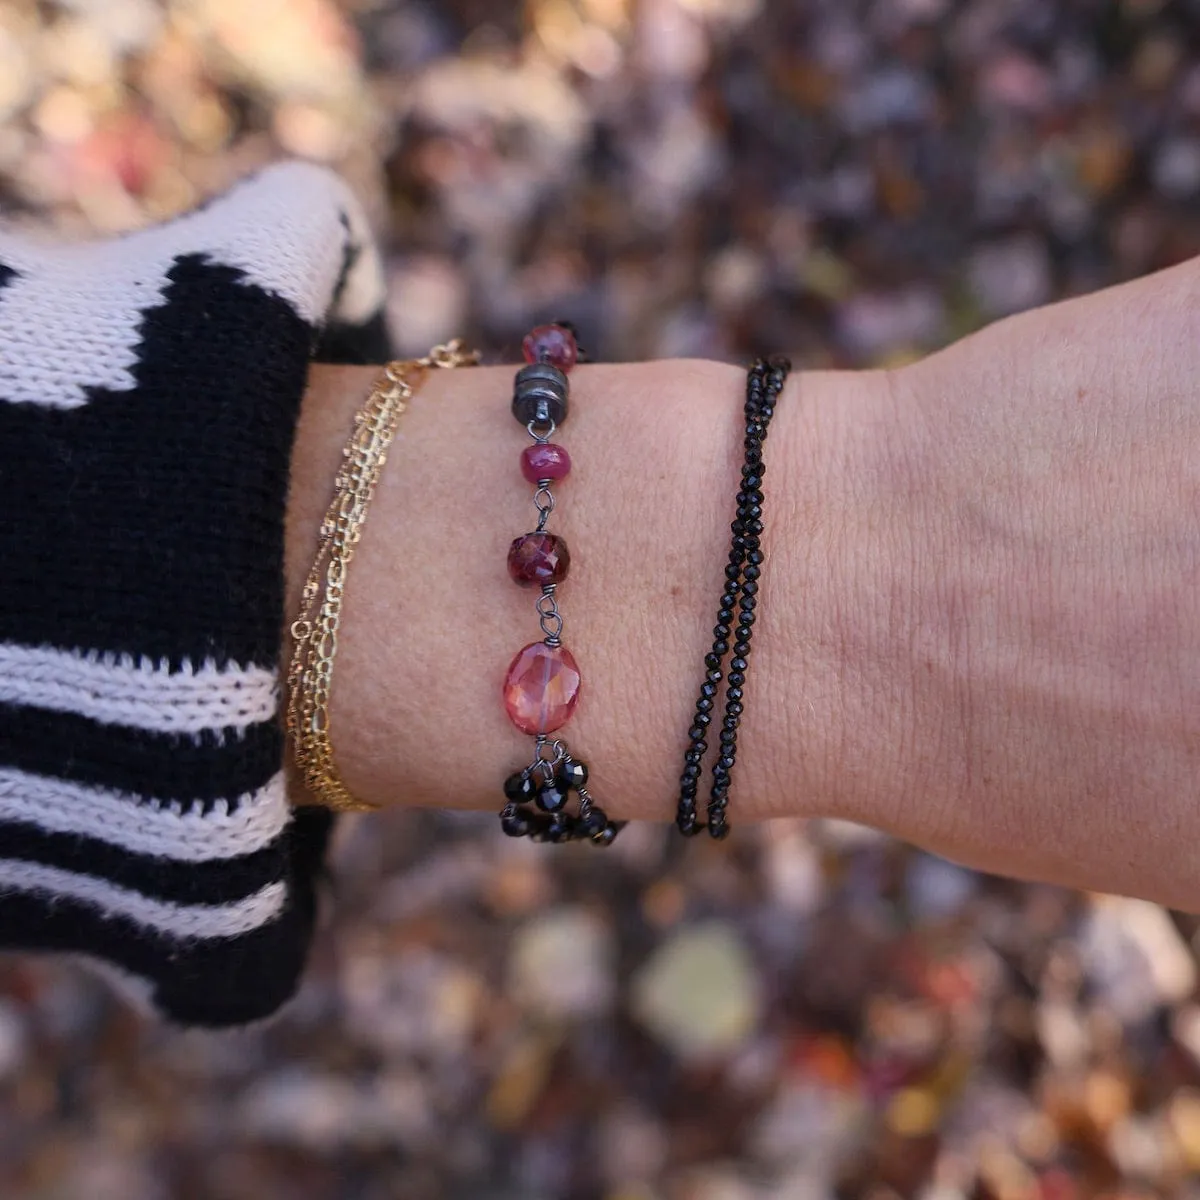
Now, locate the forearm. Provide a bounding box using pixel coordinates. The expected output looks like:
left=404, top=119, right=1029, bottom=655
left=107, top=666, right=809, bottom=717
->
left=286, top=358, right=892, bottom=824
left=878, top=263, right=1200, bottom=907
left=288, top=258, right=1200, bottom=912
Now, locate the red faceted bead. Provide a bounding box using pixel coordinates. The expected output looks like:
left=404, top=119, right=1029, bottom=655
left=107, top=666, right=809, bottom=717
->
left=503, top=642, right=581, bottom=734
left=522, top=324, right=578, bottom=373
left=507, top=532, right=570, bottom=586
left=521, top=443, right=572, bottom=483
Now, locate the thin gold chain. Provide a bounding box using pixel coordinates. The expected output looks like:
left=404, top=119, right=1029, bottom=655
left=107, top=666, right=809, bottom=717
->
left=286, top=340, right=479, bottom=811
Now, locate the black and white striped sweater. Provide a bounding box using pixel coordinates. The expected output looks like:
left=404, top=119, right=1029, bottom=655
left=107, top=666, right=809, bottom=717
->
left=0, top=163, right=391, bottom=1027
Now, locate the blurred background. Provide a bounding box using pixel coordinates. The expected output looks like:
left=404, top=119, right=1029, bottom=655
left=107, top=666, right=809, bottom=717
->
left=3, top=0, right=1200, bottom=1197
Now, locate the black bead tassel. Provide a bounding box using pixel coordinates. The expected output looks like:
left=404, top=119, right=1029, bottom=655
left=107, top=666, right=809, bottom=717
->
left=499, top=755, right=625, bottom=846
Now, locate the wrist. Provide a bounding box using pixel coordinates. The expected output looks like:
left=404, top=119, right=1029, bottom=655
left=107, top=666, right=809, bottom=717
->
left=285, top=357, right=896, bottom=826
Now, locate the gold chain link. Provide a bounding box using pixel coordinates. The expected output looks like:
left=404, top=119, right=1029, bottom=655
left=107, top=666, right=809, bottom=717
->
left=286, top=339, right=480, bottom=811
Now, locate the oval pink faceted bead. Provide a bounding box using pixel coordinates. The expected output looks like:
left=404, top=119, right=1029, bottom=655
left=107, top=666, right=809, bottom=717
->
left=502, top=641, right=581, bottom=734
left=521, top=442, right=572, bottom=483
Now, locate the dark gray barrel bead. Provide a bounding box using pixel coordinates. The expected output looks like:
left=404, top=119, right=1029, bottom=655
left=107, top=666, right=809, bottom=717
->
left=512, top=362, right=569, bottom=428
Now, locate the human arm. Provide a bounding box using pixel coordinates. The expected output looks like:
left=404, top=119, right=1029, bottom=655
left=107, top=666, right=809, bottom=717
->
left=292, top=257, right=1200, bottom=911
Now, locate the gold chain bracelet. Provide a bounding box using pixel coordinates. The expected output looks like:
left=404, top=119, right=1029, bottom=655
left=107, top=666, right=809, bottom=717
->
left=286, top=339, right=479, bottom=811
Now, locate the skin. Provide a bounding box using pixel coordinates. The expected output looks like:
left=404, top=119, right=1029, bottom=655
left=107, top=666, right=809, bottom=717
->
left=286, top=257, right=1200, bottom=911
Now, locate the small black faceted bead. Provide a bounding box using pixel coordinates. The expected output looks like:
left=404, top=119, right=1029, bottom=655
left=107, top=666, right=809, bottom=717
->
left=701, top=681, right=718, bottom=698
left=682, top=763, right=701, bottom=781
left=727, top=687, right=743, bottom=702
left=724, top=563, right=741, bottom=580
left=697, top=697, right=713, bottom=713
left=704, top=652, right=721, bottom=671
left=559, top=758, right=589, bottom=790
left=730, top=656, right=748, bottom=672
left=743, top=565, right=761, bottom=582
left=742, top=580, right=759, bottom=596
left=500, top=805, right=534, bottom=838
left=713, top=623, right=731, bottom=639
left=727, top=701, right=744, bottom=716
left=693, top=711, right=712, bottom=728
left=546, top=813, right=575, bottom=842
left=712, top=640, right=729, bottom=657
left=689, top=725, right=707, bottom=742
left=535, top=782, right=569, bottom=813
left=504, top=771, right=537, bottom=804
left=719, top=754, right=736, bottom=770
left=708, top=817, right=730, bottom=840
left=527, top=815, right=554, bottom=842
left=747, top=550, right=764, bottom=565
left=728, top=671, right=746, bottom=687
left=722, top=715, right=739, bottom=731
left=720, top=730, right=737, bottom=745
left=576, top=807, right=609, bottom=837
left=733, top=642, right=751, bottom=657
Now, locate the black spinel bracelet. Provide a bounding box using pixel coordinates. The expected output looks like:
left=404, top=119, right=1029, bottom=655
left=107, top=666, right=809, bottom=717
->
left=677, top=356, right=791, bottom=839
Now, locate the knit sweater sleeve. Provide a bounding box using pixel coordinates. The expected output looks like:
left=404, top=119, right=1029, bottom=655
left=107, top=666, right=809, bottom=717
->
left=0, top=163, right=390, bottom=1027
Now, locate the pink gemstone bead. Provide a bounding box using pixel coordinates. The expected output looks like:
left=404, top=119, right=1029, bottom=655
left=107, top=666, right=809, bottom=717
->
left=521, top=443, right=572, bottom=483
left=503, top=642, right=581, bottom=734
left=522, top=324, right=578, bottom=373
left=508, top=532, right=570, bottom=586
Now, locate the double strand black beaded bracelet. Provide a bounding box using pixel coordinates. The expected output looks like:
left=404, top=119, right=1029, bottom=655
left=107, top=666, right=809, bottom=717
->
left=677, top=356, right=791, bottom=839
left=497, top=323, right=625, bottom=847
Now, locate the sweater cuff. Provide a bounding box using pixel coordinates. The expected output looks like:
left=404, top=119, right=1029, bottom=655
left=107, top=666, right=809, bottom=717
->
left=0, top=163, right=390, bottom=1026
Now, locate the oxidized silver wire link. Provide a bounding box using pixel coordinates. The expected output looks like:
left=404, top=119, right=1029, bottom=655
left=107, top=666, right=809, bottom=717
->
left=527, top=419, right=556, bottom=443
left=533, top=485, right=555, bottom=532
left=530, top=735, right=567, bottom=782
left=537, top=585, right=563, bottom=644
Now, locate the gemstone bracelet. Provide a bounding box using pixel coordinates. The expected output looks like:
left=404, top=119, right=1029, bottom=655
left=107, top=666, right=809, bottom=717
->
left=497, top=324, right=622, bottom=846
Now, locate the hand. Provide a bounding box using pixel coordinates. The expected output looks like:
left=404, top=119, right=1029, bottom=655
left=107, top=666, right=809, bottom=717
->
left=288, top=256, right=1200, bottom=910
